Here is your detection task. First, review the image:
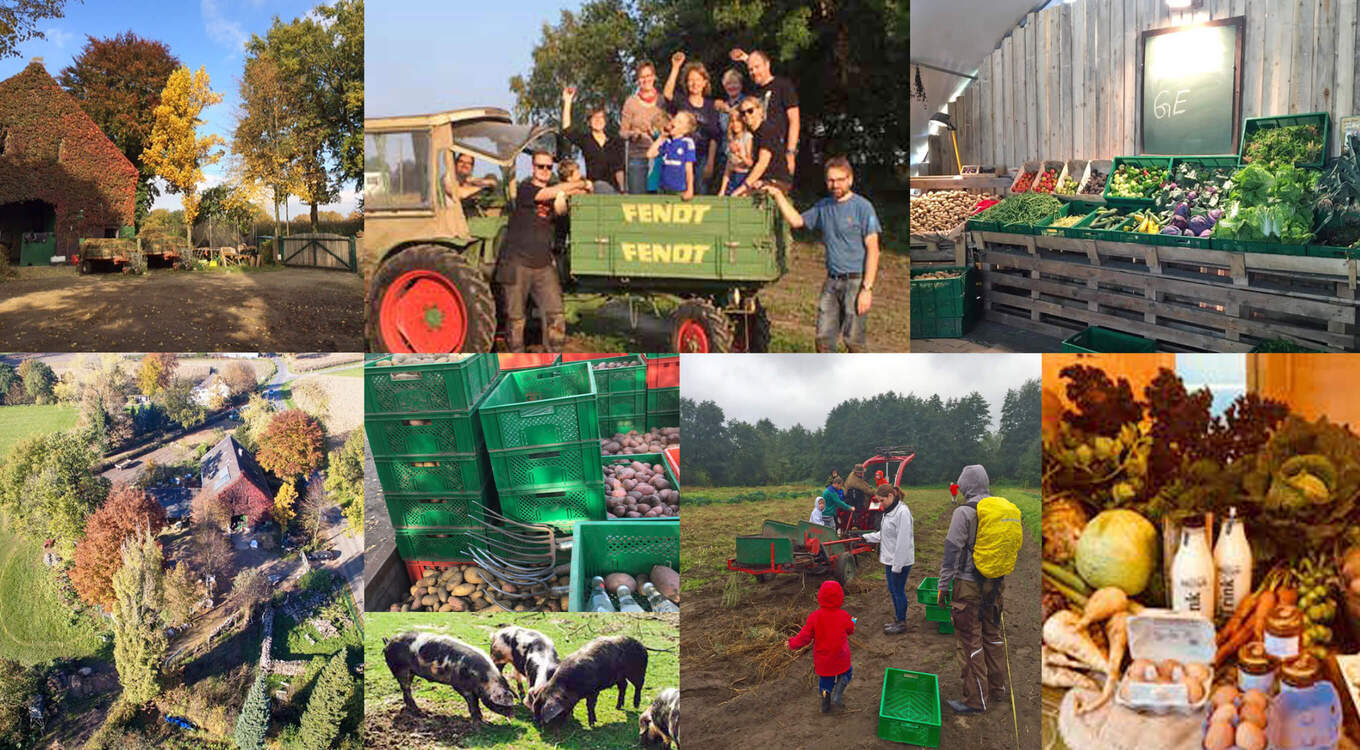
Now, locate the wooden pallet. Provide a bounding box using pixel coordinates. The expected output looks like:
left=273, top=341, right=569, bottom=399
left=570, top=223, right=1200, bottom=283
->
left=910, top=229, right=967, bottom=265
left=971, top=231, right=1360, bottom=352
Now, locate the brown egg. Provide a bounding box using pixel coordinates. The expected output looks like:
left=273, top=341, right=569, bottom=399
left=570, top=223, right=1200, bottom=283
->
left=1239, top=702, right=1267, bottom=729
left=1210, top=703, right=1238, bottom=726
left=1236, top=720, right=1267, bottom=750
left=1182, top=675, right=1206, bottom=704
left=1202, top=721, right=1235, bottom=750
left=1158, top=658, right=1184, bottom=682
left=1129, top=658, right=1157, bottom=683
left=1184, top=662, right=1212, bottom=681
left=1241, top=689, right=1269, bottom=713
left=1210, top=684, right=1240, bottom=707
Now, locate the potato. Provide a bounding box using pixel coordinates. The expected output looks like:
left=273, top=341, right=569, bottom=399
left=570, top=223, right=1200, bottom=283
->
left=605, top=572, right=638, bottom=594
left=451, top=583, right=476, bottom=596
left=449, top=597, right=468, bottom=612
left=464, top=568, right=483, bottom=584
left=1210, top=685, right=1239, bottom=707
left=1236, top=721, right=1266, bottom=750
left=650, top=565, right=679, bottom=601
left=420, top=595, right=440, bottom=607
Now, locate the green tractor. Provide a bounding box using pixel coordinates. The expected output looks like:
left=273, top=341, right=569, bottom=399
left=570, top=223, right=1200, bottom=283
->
left=363, top=108, right=788, bottom=352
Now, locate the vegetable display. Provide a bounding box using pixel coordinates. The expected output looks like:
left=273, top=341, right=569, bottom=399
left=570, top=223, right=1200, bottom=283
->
left=1243, top=124, right=1324, bottom=167
left=1057, top=176, right=1079, bottom=195
left=1080, top=166, right=1108, bottom=195
left=1049, top=213, right=1084, bottom=228
left=971, top=193, right=1063, bottom=225
left=1033, top=167, right=1059, bottom=193
left=1109, top=163, right=1168, bottom=199
left=1211, top=163, right=1318, bottom=245
left=1012, top=170, right=1037, bottom=193
left=909, top=189, right=987, bottom=233
left=1083, top=207, right=1125, bottom=230
left=1314, top=133, right=1360, bottom=248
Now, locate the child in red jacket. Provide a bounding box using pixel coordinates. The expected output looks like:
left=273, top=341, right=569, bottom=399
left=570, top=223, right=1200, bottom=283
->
left=788, top=580, right=856, bottom=712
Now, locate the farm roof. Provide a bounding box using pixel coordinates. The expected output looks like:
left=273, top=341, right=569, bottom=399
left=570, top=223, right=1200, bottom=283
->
left=201, top=435, right=269, bottom=496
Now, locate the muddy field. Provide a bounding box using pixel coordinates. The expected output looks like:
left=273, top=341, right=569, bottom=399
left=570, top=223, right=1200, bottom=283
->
left=0, top=267, right=363, bottom=351
left=680, top=487, right=1041, bottom=749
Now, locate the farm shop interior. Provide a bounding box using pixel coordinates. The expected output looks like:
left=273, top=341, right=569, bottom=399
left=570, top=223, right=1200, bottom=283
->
left=1039, top=353, right=1360, bottom=749
left=909, top=0, right=1360, bottom=353
left=0, top=59, right=136, bottom=266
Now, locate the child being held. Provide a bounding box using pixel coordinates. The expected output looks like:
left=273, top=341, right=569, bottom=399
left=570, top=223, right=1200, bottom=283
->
left=788, top=580, right=856, bottom=713
left=646, top=110, right=697, bottom=200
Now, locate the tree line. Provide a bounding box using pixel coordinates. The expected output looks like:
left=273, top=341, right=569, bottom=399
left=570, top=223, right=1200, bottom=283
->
left=680, top=378, right=1040, bottom=487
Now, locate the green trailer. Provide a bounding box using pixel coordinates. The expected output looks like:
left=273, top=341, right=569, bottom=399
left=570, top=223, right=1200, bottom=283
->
left=728, top=517, right=873, bottom=584
left=363, top=108, right=789, bottom=353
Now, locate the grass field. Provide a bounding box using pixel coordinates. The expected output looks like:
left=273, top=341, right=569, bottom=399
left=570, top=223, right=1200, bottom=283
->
left=331, top=366, right=363, bottom=377
left=364, top=612, right=678, bottom=750
left=0, top=528, right=107, bottom=665
left=0, top=403, right=78, bottom=457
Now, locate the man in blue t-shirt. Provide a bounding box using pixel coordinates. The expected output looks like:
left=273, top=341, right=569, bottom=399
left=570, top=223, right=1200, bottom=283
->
left=765, top=156, right=882, bottom=352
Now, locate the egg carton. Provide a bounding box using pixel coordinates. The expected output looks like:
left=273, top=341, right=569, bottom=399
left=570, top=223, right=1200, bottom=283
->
left=1200, top=690, right=1271, bottom=750
left=1114, top=609, right=1215, bottom=715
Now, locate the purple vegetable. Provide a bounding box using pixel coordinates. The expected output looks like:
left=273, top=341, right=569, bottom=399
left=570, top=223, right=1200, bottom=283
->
left=1198, top=229, right=1212, bottom=238
left=1187, top=216, right=1210, bottom=235
left=1187, top=190, right=1198, bottom=201
left=1171, top=215, right=1188, bottom=230
left=1208, top=208, right=1224, bottom=221
left=1161, top=227, right=1182, bottom=236
left=1174, top=202, right=1190, bottom=218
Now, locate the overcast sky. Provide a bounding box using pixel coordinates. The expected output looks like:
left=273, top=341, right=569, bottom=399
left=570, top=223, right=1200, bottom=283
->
left=680, top=354, right=1042, bottom=431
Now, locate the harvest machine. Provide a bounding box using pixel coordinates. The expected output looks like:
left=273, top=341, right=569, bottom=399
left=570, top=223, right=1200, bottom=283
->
left=727, top=519, right=875, bottom=584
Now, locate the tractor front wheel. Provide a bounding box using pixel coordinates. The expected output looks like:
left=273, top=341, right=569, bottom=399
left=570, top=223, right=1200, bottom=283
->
left=670, top=298, right=734, bottom=352
left=834, top=553, right=856, bottom=585
left=369, top=245, right=496, bottom=352
left=731, top=297, right=772, bottom=353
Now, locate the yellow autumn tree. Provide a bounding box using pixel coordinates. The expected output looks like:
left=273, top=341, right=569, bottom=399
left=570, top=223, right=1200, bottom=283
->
left=141, top=66, right=225, bottom=246
left=273, top=480, right=297, bottom=529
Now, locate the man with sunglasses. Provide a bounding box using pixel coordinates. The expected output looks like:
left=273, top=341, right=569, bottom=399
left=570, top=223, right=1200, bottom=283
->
left=729, top=48, right=800, bottom=178
left=729, top=95, right=791, bottom=196
left=495, top=150, right=591, bottom=352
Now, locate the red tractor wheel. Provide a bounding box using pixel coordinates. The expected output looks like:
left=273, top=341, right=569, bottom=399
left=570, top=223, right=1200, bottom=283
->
left=670, top=298, right=734, bottom=352
left=369, top=245, right=495, bottom=353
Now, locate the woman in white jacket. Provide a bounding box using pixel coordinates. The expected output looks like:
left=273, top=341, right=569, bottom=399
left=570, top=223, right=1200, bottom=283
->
left=862, top=485, right=913, bottom=634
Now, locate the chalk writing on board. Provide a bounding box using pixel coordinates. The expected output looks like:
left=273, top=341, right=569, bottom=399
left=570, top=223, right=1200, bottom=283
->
left=1153, top=89, right=1192, bottom=120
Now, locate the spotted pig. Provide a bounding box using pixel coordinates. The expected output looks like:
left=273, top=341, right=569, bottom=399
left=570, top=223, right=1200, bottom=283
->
left=526, top=635, right=648, bottom=727
left=383, top=631, right=518, bottom=723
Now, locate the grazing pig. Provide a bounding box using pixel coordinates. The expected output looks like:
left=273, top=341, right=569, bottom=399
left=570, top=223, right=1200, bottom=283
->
left=638, top=687, right=679, bottom=748
left=525, top=635, right=648, bottom=727
left=489, top=624, right=559, bottom=698
left=383, top=631, right=518, bottom=724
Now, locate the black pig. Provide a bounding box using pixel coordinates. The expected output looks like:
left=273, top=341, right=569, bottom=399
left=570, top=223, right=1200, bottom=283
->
left=639, top=687, right=679, bottom=747
left=489, top=624, right=559, bottom=698
left=525, top=635, right=648, bottom=727
left=383, top=631, right=518, bottom=724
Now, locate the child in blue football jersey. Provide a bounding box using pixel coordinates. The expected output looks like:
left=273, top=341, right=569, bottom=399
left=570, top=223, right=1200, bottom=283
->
left=647, top=110, right=697, bottom=200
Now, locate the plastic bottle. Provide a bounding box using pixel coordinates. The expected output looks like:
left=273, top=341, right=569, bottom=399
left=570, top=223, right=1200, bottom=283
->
left=641, top=582, right=679, bottom=613
left=1171, top=517, right=1215, bottom=619
left=1268, top=653, right=1342, bottom=750
left=616, top=585, right=645, bottom=613
left=588, top=576, right=616, bottom=612
left=1214, top=507, right=1253, bottom=616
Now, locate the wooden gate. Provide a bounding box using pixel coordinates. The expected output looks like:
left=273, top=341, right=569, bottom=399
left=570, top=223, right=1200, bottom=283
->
left=277, top=233, right=357, bottom=272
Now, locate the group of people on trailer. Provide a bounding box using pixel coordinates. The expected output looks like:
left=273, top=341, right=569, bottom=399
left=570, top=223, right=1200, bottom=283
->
left=795, top=464, right=1018, bottom=718
left=452, top=48, right=883, bottom=353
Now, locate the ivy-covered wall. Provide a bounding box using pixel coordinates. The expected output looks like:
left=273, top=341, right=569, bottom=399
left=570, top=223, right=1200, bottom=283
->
left=0, top=61, right=137, bottom=257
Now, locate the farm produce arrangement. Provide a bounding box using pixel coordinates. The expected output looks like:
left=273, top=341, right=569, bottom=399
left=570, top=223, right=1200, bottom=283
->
left=909, top=189, right=987, bottom=233
left=914, top=270, right=962, bottom=280
left=1081, top=165, right=1108, bottom=196
left=387, top=563, right=570, bottom=613
left=1082, top=207, right=1126, bottom=231
left=1211, top=163, right=1318, bottom=245
left=586, top=565, right=679, bottom=612
left=1057, top=175, right=1080, bottom=195
left=602, top=427, right=680, bottom=456
left=1050, top=214, right=1084, bottom=228
left=1314, top=133, right=1360, bottom=249
left=1012, top=169, right=1037, bottom=192
left=1109, top=163, right=1170, bottom=199
left=1243, top=124, right=1325, bottom=167
left=1033, top=166, right=1060, bottom=194
left=371, top=353, right=477, bottom=366
left=604, top=456, right=678, bottom=519
left=1043, top=363, right=1357, bottom=743
left=971, top=193, right=1063, bottom=226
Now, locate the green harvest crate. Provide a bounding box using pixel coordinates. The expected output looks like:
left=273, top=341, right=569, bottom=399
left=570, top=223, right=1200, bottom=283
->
left=1061, top=326, right=1158, bottom=353
left=646, top=387, right=679, bottom=414
left=1209, top=237, right=1309, bottom=255
left=568, top=519, right=680, bottom=611
left=910, top=266, right=974, bottom=319
left=878, top=669, right=942, bottom=746
left=1065, top=210, right=1134, bottom=241
left=603, top=453, right=679, bottom=519
left=364, top=353, right=499, bottom=416
left=393, top=526, right=481, bottom=562
left=1045, top=208, right=1099, bottom=239
left=586, top=355, right=647, bottom=393
left=965, top=215, right=1000, bottom=232
left=1033, top=204, right=1076, bottom=237
left=1308, top=243, right=1360, bottom=259
left=1112, top=220, right=1211, bottom=249
left=487, top=439, right=605, bottom=494
left=384, top=480, right=496, bottom=529
left=1238, top=111, right=1330, bottom=169
left=924, top=603, right=951, bottom=622
left=915, top=576, right=952, bottom=606
left=599, top=414, right=647, bottom=439
left=479, top=361, right=599, bottom=450
left=365, top=407, right=486, bottom=459
left=911, top=311, right=977, bottom=339
left=599, top=388, right=648, bottom=419
left=1102, top=156, right=1172, bottom=206
left=497, top=481, right=606, bottom=530
left=374, top=452, right=487, bottom=495
left=735, top=534, right=794, bottom=566
left=646, top=409, right=679, bottom=431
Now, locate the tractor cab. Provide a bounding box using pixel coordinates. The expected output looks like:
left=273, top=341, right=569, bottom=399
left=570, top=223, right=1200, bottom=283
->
left=849, top=446, right=915, bottom=527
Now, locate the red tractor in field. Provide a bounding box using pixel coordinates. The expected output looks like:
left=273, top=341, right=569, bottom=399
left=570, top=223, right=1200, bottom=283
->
left=837, top=446, right=915, bottom=535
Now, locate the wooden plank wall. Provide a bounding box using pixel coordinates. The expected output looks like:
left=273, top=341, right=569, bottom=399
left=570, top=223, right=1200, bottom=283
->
left=948, top=0, right=1360, bottom=172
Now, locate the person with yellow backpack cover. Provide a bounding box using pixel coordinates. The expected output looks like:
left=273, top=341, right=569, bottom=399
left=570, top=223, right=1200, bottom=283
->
left=936, top=464, right=1023, bottom=715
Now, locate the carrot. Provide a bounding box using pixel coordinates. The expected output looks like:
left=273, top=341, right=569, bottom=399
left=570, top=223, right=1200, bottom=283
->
left=1251, top=589, right=1277, bottom=642
left=1215, top=620, right=1256, bottom=665
left=1277, top=586, right=1297, bottom=607
left=1218, top=588, right=1260, bottom=645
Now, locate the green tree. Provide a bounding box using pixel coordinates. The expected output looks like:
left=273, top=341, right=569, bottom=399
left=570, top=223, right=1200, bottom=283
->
left=158, top=377, right=205, bottom=430
left=141, top=66, right=225, bottom=245
left=324, top=431, right=364, bottom=532
left=136, top=352, right=178, bottom=398
left=233, top=671, right=269, bottom=750
left=997, top=379, right=1042, bottom=480
left=234, top=50, right=300, bottom=248
left=235, top=393, right=275, bottom=453
left=161, top=562, right=199, bottom=627
left=58, top=32, right=182, bottom=227
left=17, top=359, right=56, bottom=403
left=0, top=659, right=38, bottom=748
left=111, top=527, right=166, bottom=705
left=296, top=652, right=354, bottom=749
left=0, top=0, right=72, bottom=59
left=0, top=363, right=15, bottom=404
left=0, top=430, right=109, bottom=554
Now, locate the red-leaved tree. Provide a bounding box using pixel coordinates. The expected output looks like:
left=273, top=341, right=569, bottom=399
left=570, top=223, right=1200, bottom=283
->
left=71, top=485, right=167, bottom=610
left=256, top=409, right=325, bottom=481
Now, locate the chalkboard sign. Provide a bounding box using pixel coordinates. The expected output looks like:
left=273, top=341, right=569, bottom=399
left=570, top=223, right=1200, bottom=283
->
left=1139, top=17, right=1244, bottom=155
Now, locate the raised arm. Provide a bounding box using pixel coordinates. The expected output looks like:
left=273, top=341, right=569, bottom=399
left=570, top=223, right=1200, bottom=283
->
left=561, top=86, right=575, bottom=132
left=662, top=51, right=684, bottom=103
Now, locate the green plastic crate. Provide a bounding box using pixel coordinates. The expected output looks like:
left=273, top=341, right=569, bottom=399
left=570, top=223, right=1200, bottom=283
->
left=365, top=408, right=485, bottom=459
left=1308, top=243, right=1360, bottom=259
left=1102, top=156, right=1172, bottom=206
left=1239, top=111, right=1330, bottom=168
left=1066, top=210, right=1134, bottom=241
left=393, top=526, right=481, bottom=562
left=599, top=388, right=648, bottom=419
left=488, top=439, right=605, bottom=494
left=374, top=452, right=487, bottom=495
left=645, top=387, right=679, bottom=414
left=479, top=362, right=599, bottom=450
left=568, top=519, right=680, bottom=611
left=497, top=481, right=606, bottom=530
left=1209, top=237, right=1310, bottom=255
left=1033, top=204, right=1076, bottom=237
left=384, top=481, right=496, bottom=528
left=603, top=453, right=679, bottom=519
left=910, top=266, right=975, bottom=319
left=646, top=409, right=679, bottom=431
left=364, top=353, right=499, bottom=416
left=735, top=535, right=793, bottom=566
left=924, top=603, right=951, bottom=622
left=915, top=577, right=952, bottom=606
left=599, top=414, right=647, bottom=439
left=911, top=310, right=977, bottom=339
left=586, top=355, right=647, bottom=393
left=1061, top=326, right=1158, bottom=353
left=878, top=669, right=942, bottom=746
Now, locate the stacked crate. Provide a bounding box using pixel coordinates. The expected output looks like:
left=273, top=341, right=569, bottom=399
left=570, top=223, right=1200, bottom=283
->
left=592, top=355, right=648, bottom=437
left=364, top=354, right=501, bottom=565
left=479, top=361, right=606, bottom=530
left=643, top=353, right=679, bottom=431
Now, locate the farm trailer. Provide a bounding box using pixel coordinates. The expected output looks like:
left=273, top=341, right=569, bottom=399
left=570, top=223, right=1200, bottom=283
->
left=363, top=107, right=789, bottom=353
left=75, top=235, right=186, bottom=274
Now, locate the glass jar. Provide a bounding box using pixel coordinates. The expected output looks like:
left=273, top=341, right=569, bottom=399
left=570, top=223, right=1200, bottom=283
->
left=1237, top=641, right=1277, bottom=693
left=1264, top=604, right=1304, bottom=661
left=1280, top=653, right=1321, bottom=689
